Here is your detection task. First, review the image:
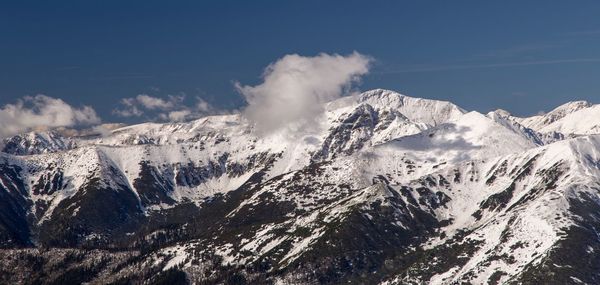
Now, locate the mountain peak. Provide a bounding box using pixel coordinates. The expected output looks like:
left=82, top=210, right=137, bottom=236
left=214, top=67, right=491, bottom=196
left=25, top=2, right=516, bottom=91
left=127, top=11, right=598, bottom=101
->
left=489, top=108, right=512, bottom=118
left=358, top=88, right=409, bottom=100
left=356, top=89, right=466, bottom=127
left=516, top=100, right=594, bottom=132
left=551, top=100, right=592, bottom=114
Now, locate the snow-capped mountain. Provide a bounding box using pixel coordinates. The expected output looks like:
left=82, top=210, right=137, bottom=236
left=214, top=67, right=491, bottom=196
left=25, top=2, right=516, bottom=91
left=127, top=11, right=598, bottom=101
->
left=1, top=89, right=600, bottom=284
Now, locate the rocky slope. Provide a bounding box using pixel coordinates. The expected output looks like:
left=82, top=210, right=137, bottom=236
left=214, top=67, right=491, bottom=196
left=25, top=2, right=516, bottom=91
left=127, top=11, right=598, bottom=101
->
left=1, top=89, right=600, bottom=284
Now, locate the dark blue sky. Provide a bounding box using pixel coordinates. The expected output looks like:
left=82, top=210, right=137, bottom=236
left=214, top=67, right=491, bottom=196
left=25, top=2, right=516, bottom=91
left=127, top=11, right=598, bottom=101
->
left=3, top=1, right=600, bottom=121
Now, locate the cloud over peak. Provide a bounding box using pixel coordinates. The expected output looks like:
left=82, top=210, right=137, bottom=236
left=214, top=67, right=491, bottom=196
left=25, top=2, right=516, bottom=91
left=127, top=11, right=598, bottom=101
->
left=0, top=95, right=100, bottom=138
left=236, top=52, right=372, bottom=135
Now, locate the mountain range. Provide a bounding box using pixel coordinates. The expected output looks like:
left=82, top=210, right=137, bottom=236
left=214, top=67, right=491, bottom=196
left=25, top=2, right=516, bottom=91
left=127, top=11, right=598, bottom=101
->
left=1, top=89, right=600, bottom=284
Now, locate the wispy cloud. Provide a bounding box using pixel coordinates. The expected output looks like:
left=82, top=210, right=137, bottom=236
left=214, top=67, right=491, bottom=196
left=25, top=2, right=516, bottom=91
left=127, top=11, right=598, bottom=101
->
left=380, top=58, right=600, bottom=74
left=55, top=66, right=81, bottom=71
left=473, top=43, right=565, bottom=59
left=113, top=93, right=216, bottom=122
left=563, top=29, right=600, bottom=37
left=89, top=74, right=154, bottom=81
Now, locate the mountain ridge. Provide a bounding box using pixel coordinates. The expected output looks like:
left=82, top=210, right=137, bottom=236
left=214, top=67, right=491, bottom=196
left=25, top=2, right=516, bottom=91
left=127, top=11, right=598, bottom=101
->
left=1, top=89, right=600, bottom=284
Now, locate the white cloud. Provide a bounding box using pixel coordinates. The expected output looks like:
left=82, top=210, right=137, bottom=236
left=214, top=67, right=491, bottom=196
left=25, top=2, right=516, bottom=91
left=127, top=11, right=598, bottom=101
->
left=114, top=94, right=215, bottom=122
left=0, top=95, right=100, bottom=138
left=235, top=52, right=371, bottom=134
left=166, top=110, right=192, bottom=121
left=112, top=103, right=143, bottom=117
left=196, top=98, right=212, bottom=113
left=136, top=94, right=180, bottom=110
left=114, top=94, right=184, bottom=117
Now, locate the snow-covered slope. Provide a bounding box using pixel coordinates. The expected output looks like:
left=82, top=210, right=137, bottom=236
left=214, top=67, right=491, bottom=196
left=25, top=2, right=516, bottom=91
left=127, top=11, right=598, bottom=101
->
left=513, top=99, right=600, bottom=136
left=2, top=89, right=600, bottom=284
left=538, top=104, right=600, bottom=135
left=516, top=100, right=591, bottom=131
left=1, top=130, right=77, bottom=155
left=384, top=111, right=537, bottom=161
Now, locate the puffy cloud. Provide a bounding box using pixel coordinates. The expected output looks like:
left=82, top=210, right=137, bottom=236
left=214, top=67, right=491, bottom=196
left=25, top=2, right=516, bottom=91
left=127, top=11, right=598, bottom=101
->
left=235, top=52, right=371, bottom=135
left=0, top=95, right=100, bottom=138
left=114, top=94, right=215, bottom=122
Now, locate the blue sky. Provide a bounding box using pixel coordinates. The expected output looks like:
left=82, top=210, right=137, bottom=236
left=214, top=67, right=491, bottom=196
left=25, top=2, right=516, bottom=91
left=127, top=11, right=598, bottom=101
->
left=2, top=0, right=600, bottom=123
